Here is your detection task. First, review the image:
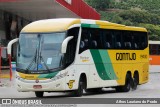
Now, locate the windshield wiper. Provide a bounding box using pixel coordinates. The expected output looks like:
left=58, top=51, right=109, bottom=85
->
left=25, top=48, right=38, bottom=73
left=39, top=55, right=51, bottom=73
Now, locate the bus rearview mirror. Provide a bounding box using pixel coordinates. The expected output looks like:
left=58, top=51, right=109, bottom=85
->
left=61, top=36, right=73, bottom=54
left=7, top=38, right=19, bottom=55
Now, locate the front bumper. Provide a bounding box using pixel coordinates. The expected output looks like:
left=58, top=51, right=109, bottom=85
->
left=16, top=78, right=66, bottom=92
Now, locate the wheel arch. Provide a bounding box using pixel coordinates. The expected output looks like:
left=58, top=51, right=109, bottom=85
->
left=79, top=73, right=87, bottom=89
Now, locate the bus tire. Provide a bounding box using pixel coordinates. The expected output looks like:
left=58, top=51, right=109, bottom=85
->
left=74, top=78, right=84, bottom=97
left=116, top=73, right=131, bottom=92
left=35, top=91, right=44, bottom=98
left=115, top=86, right=122, bottom=92
left=122, top=73, right=131, bottom=92
left=133, top=73, right=139, bottom=90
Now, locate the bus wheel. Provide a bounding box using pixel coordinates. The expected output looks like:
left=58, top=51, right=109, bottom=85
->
left=74, top=78, right=84, bottom=97
left=122, top=73, right=131, bottom=92
left=115, top=86, right=122, bottom=92
left=133, top=73, right=139, bottom=90
left=35, top=91, right=44, bottom=98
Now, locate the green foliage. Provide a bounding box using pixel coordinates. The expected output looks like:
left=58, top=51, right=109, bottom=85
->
left=111, top=15, right=123, bottom=24
left=85, top=0, right=111, bottom=10
left=99, top=11, right=117, bottom=21
left=118, top=10, right=160, bottom=25
left=113, top=0, right=160, bottom=15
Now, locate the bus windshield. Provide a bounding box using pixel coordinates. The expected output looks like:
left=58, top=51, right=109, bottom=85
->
left=17, top=32, right=66, bottom=73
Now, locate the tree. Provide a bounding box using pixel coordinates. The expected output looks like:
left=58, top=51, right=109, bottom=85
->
left=85, top=0, right=111, bottom=10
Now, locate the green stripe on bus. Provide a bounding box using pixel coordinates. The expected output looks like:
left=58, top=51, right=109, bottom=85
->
left=90, top=49, right=117, bottom=80
left=38, top=71, right=59, bottom=79
left=90, top=49, right=110, bottom=80
left=99, top=50, right=117, bottom=80
left=81, top=24, right=99, bottom=28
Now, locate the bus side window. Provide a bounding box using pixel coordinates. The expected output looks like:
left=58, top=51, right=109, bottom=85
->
left=80, top=41, right=85, bottom=49
left=125, top=42, right=131, bottom=49
left=150, top=44, right=158, bottom=55
left=79, top=28, right=90, bottom=54
left=102, top=30, right=113, bottom=49
left=90, top=29, right=99, bottom=49
left=130, top=34, right=137, bottom=49
left=134, top=32, right=141, bottom=50
left=105, top=42, right=111, bottom=49
left=138, top=32, right=147, bottom=50
left=91, top=40, right=97, bottom=49
left=116, top=42, right=121, bottom=49
left=123, top=31, right=132, bottom=49
left=158, top=45, right=160, bottom=55
left=134, top=43, right=138, bottom=49
left=142, top=33, right=147, bottom=49
left=114, top=31, right=122, bottom=49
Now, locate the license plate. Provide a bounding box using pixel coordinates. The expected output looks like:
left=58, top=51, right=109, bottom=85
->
left=33, top=85, right=42, bottom=89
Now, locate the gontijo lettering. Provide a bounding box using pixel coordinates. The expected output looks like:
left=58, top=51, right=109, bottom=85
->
left=116, top=53, right=136, bottom=60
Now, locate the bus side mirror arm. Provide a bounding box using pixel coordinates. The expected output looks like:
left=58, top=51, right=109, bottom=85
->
left=61, top=36, right=73, bottom=54
left=7, top=38, right=19, bottom=55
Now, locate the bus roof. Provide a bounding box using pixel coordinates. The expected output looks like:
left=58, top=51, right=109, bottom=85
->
left=21, top=18, right=147, bottom=33
left=149, top=41, right=160, bottom=44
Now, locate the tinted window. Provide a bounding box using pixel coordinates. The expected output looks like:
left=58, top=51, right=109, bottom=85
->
left=79, top=28, right=148, bottom=53
left=64, top=27, right=79, bottom=66
left=149, top=44, right=160, bottom=55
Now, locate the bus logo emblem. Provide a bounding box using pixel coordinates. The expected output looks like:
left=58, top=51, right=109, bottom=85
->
left=35, top=79, right=39, bottom=83
left=67, top=80, right=75, bottom=89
